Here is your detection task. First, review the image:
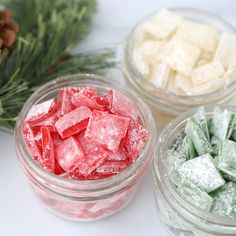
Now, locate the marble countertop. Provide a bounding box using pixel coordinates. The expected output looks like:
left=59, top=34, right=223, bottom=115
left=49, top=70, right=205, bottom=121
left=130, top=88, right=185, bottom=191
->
left=1, top=1, right=236, bottom=235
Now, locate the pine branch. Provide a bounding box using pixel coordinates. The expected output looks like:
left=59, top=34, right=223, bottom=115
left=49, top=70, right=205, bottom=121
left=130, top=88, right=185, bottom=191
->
left=0, top=0, right=116, bottom=129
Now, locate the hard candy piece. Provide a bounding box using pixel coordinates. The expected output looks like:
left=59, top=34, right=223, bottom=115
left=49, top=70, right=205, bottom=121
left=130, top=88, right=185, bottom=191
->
left=41, top=126, right=55, bottom=173
left=214, top=33, right=236, bottom=68
left=96, top=161, right=129, bottom=175
left=85, top=110, right=130, bottom=152
left=26, top=99, right=56, bottom=124
left=194, top=106, right=210, bottom=141
left=107, top=146, right=127, bottom=161
left=178, top=180, right=213, bottom=211
left=185, top=117, right=213, bottom=156
left=167, top=37, right=201, bottom=77
left=182, top=136, right=196, bottom=160
left=108, top=89, right=139, bottom=120
left=210, top=106, right=235, bottom=140
left=77, top=132, right=110, bottom=177
left=178, top=154, right=225, bottom=193
left=56, top=87, right=75, bottom=117
left=122, top=119, right=149, bottom=162
left=176, top=20, right=218, bottom=52
left=210, top=182, right=236, bottom=218
left=166, top=149, right=186, bottom=186
left=22, top=122, right=42, bottom=162
left=174, top=74, right=192, bottom=93
left=55, top=106, right=92, bottom=139
left=71, top=86, right=106, bottom=111
left=55, top=136, right=85, bottom=172
left=191, top=60, right=225, bottom=87
left=143, top=9, right=183, bottom=40
left=218, top=139, right=236, bottom=179
left=31, top=111, right=57, bottom=132
left=211, top=135, right=222, bottom=157
left=149, top=62, right=170, bottom=89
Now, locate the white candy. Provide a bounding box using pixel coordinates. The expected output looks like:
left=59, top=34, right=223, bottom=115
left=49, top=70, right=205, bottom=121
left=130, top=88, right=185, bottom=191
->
left=176, top=20, right=219, bottom=52
left=175, top=74, right=192, bottom=93
left=132, top=49, right=150, bottom=76
left=143, top=9, right=183, bottom=40
left=167, top=37, right=201, bottom=76
left=191, top=60, right=225, bottom=86
left=214, top=33, right=236, bottom=68
left=149, top=63, right=170, bottom=89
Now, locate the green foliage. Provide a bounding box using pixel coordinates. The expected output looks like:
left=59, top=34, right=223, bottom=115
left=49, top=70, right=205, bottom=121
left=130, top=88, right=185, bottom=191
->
left=0, top=0, right=116, bottom=129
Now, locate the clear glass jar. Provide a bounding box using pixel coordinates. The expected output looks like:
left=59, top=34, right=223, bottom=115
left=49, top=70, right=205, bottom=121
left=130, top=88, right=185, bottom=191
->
left=123, top=7, right=236, bottom=133
left=153, top=105, right=236, bottom=236
left=14, top=74, right=156, bottom=221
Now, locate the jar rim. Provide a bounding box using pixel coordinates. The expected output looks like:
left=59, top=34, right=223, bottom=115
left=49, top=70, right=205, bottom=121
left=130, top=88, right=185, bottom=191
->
left=124, top=7, right=236, bottom=108
left=15, top=73, right=156, bottom=192
left=153, top=104, right=236, bottom=232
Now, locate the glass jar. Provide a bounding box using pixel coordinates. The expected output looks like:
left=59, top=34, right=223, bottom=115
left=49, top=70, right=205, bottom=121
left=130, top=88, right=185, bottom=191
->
left=14, top=74, right=156, bottom=221
left=123, top=7, right=236, bottom=133
left=153, top=105, right=236, bottom=236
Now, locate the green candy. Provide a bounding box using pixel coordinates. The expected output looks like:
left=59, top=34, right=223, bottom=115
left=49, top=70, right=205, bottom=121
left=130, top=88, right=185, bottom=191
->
left=218, top=139, right=236, bottom=180
left=178, top=180, right=213, bottom=211
left=210, top=106, right=235, bottom=140
left=210, top=182, right=236, bottom=218
left=185, top=117, right=213, bottom=156
left=178, top=154, right=225, bottom=193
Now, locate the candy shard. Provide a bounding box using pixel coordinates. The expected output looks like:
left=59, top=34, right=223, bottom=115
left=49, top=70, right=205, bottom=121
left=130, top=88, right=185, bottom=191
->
left=41, top=126, right=55, bottom=173
left=26, top=99, right=56, bottom=123
left=55, top=136, right=85, bottom=172
left=108, top=89, right=139, bottom=121
left=85, top=110, right=130, bottom=152
left=210, top=181, right=236, bottom=217
left=107, top=146, right=127, bottom=161
left=218, top=139, right=236, bottom=179
left=178, top=180, right=213, bottom=211
left=22, top=122, right=42, bottom=162
left=77, top=133, right=110, bottom=177
left=178, top=154, right=225, bottom=193
left=96, top=161, right=128, bottom=175
left=55, top=106, right=92, bottom=139
left=56, top=88, right=75, bottom=116
left=185, top=117, right=213, bottom=156
left=122, top=119, right=149, bottom=162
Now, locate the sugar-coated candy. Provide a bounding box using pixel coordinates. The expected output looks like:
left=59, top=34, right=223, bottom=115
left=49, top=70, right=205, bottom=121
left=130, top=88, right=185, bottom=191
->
left=23, top=86, right=149, bottom=182
left=108, top=89, right=139, bottom=120
left=77, top=132, right=110, bottom=176
left=55, top=106, right=92, bottom=139
left=22, top=122, right=42, bottom=162
left=210, top=182, right=236, bottom=217
left=85, top=110, right=130, bottom=152
left=122, top=119, right=149, bottom=162
left=178, top=154, right=225, bottom=193
left=218, top=140, right=236, bottom=179
left=41, top=126, right=55, bottom=173
left=26, top=99, right=56, bottom=124
left=178, top=180, right=213, bottom=211
left=185, top=117, right=213, bottom=156
left=55, top=136, right=85, bottom=172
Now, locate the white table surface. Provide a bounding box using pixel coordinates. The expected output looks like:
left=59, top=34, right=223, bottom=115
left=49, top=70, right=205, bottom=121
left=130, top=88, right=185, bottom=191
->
left=1, top=1, right=236, bottom=235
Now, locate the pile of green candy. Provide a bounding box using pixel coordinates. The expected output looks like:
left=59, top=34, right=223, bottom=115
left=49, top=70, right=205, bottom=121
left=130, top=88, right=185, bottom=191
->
left=167, top=106, right=236, bottom=218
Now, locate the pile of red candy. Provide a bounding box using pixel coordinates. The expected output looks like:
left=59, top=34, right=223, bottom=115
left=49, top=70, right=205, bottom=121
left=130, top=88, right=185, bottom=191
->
left=22, top=86, right=149, bottom=180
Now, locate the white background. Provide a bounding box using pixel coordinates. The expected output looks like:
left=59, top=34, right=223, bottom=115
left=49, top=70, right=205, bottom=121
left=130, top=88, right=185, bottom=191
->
left=1, top=1, right=236, bottom=236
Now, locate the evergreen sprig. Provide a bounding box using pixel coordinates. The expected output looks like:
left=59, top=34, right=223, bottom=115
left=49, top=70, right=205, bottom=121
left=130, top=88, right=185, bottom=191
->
left=0, top=0, right=116, bottom=129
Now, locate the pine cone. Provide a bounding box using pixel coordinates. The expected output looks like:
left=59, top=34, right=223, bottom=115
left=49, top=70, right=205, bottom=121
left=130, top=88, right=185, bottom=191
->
left=0, top=10, right=19, bottom=49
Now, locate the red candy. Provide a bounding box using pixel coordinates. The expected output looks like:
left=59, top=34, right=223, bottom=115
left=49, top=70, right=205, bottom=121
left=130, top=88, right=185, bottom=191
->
left=123, top=119, right=149, bottom=162
left=41, top=126, right=55, bottom=173
left=55, top=136, right=85, bottom=172
left=55, top=106, right=91, bottom=139
left=26, top=99, right=56, bottom=124
left=108, top=89, right=139, bottom=120
left=22, top=86, right=149, bottom=181
left=85, top=110, right=130, bottom=152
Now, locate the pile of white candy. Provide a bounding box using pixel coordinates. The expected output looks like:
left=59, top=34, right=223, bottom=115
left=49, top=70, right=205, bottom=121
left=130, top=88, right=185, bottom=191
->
left=132, top=9, right=236, bottom=95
